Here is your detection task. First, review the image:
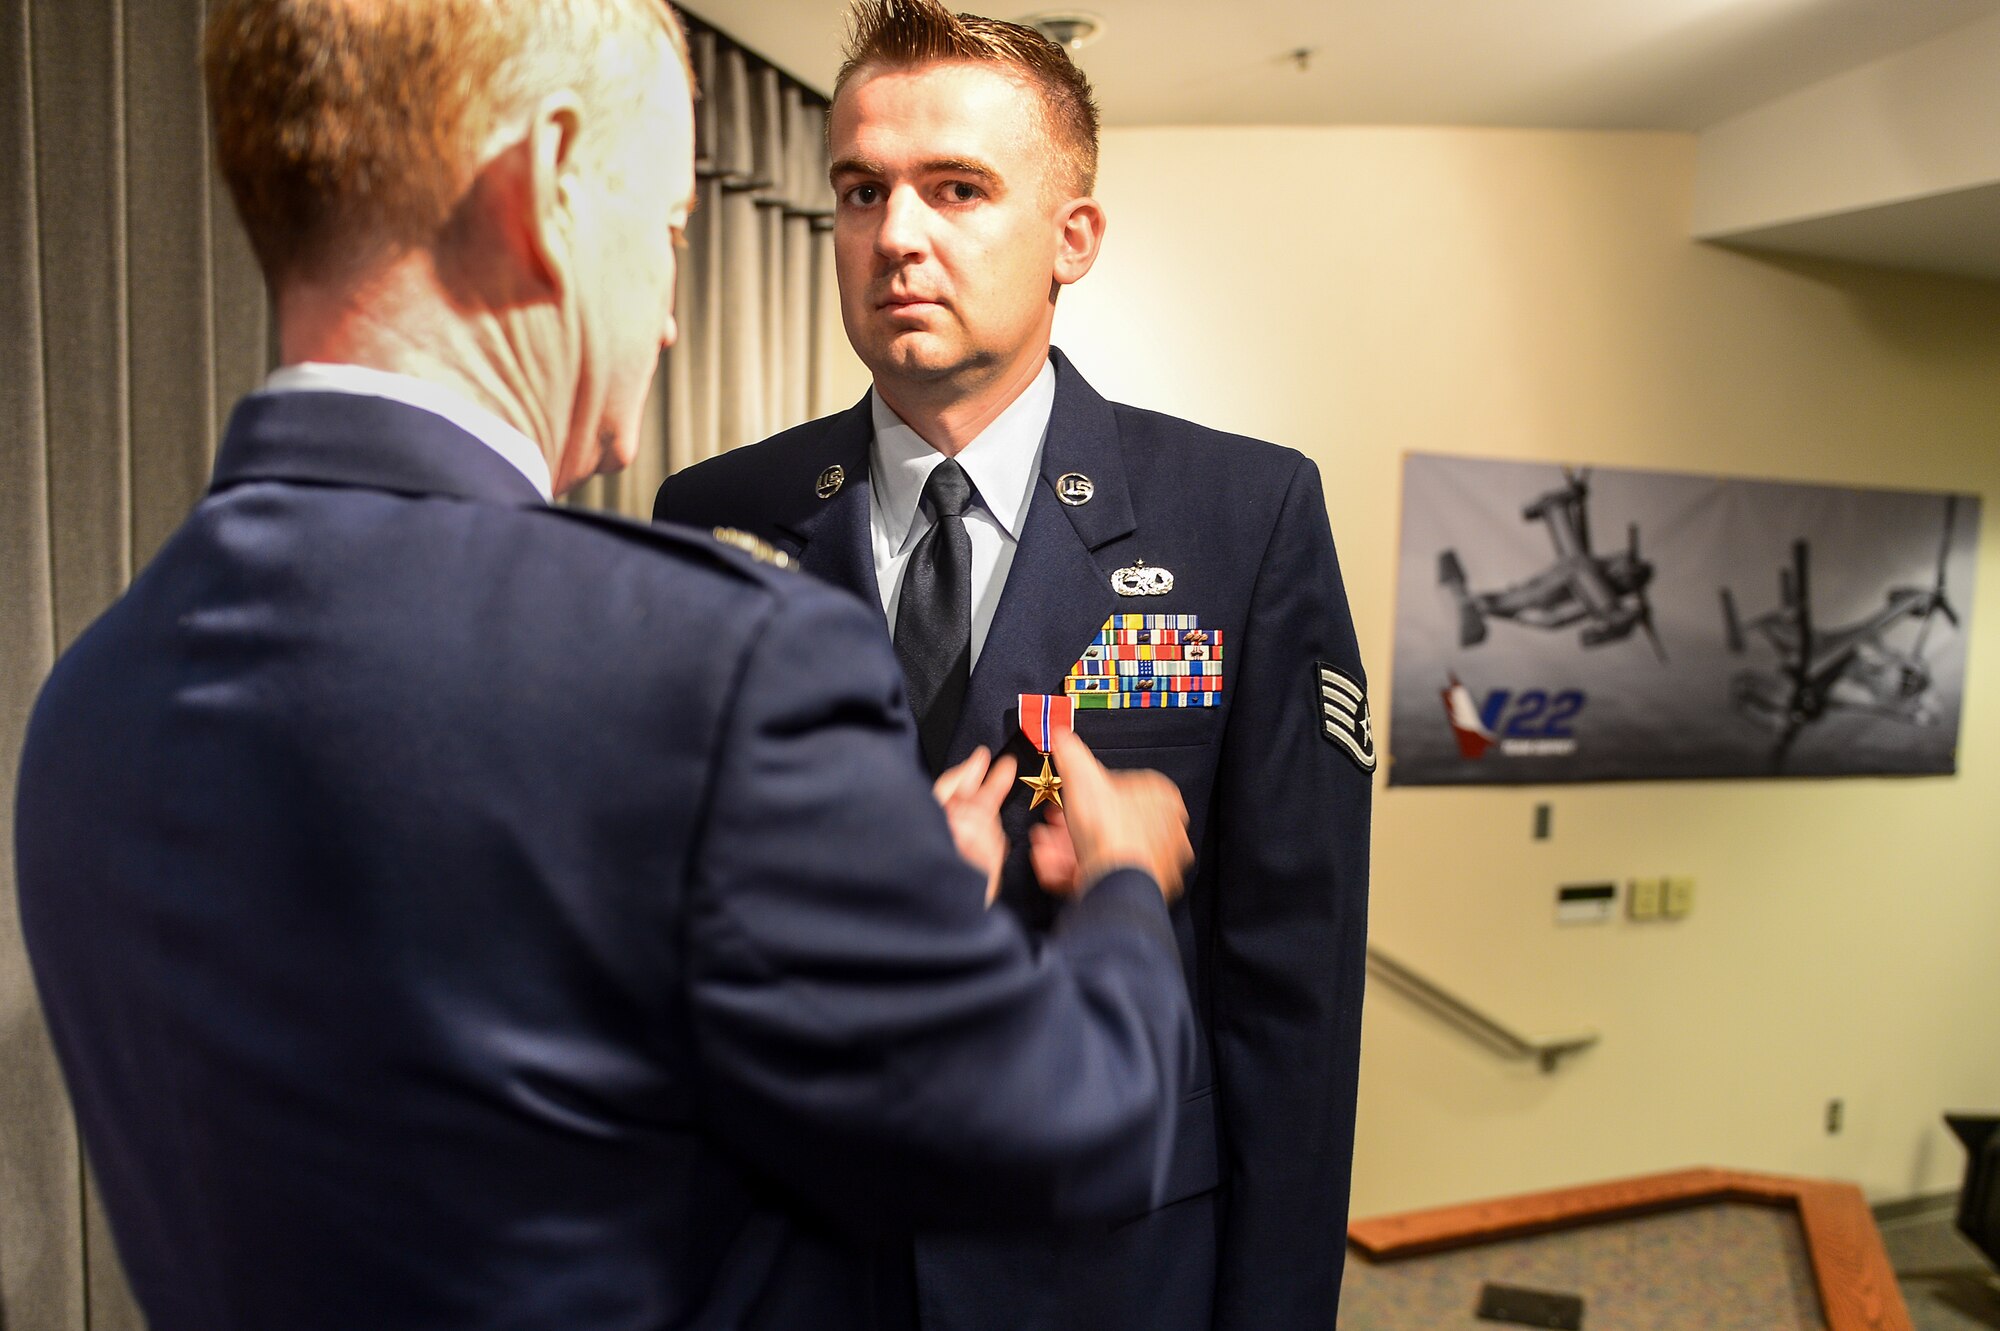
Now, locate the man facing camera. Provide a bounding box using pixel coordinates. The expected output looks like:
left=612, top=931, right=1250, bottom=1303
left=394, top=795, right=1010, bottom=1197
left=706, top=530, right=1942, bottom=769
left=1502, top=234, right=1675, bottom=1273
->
left=15, top=2, right=1202, bottom=1328
left=654, top=3, right=1374, bottom=1327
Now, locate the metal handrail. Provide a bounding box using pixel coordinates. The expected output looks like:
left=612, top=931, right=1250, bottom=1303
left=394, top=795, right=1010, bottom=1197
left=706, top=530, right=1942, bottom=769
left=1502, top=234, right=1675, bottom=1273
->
left=1366, top=946, right=1598, bottom=1074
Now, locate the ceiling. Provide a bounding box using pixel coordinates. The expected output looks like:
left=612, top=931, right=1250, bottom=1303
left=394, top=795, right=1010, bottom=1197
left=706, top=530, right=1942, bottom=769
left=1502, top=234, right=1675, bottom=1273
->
left=685, top=0, right=2000, bottom=280
left=684, top=0, right=1999, bottom=131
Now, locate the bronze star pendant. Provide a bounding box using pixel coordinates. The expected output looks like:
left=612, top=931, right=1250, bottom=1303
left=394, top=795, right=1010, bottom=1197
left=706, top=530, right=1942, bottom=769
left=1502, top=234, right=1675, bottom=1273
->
left=1019, top=753, right=1064, bottom=810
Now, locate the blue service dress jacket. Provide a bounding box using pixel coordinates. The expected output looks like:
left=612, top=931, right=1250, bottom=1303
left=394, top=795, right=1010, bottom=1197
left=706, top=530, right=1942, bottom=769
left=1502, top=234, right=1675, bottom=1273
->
left=655, top=350, right=1375, bottom=1330
left=14, top=390, right=1198, bottom=1331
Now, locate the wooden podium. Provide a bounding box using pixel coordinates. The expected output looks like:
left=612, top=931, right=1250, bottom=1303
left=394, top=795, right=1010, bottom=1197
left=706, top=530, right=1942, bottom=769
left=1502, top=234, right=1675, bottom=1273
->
left=1344, top=1168, right=1913, bottom=1330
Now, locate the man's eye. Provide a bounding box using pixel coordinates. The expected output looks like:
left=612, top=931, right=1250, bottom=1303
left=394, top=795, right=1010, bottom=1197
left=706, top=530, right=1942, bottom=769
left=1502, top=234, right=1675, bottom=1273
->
left=844, top=184, right=882, bottom=207
left=946, top=182, right=980, bottom=203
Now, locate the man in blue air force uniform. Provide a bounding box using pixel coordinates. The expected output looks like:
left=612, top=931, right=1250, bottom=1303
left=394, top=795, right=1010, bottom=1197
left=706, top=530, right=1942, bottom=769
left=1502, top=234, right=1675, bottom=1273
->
left=654, top=3, right=1375, bottom=1327
left=14, top=2, right=1202, bottom=1327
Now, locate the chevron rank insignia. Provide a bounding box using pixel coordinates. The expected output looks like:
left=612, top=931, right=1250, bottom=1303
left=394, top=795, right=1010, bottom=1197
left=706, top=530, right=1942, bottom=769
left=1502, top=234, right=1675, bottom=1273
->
left=1064, top=614, right=1223, bottom=708
left=1317, top=663, right=1375, bottom=772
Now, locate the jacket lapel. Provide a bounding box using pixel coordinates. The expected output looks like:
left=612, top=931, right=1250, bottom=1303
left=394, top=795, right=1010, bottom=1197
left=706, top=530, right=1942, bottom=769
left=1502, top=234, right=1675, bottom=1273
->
left=778, top=396, right=880, bottom=618
left=946, top=351, right=1136, bottom=764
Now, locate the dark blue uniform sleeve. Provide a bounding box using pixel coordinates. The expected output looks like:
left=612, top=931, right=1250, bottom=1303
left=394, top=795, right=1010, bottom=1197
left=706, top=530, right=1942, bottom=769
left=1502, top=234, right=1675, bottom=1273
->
left=1211, top=458, right=1373, bottom=1328
left=684, top=581, right=1196, bottom=1229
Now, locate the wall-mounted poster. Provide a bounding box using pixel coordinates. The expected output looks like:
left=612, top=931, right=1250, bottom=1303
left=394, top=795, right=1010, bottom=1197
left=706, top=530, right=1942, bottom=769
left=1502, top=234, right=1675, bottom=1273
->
left=1388, top=454, right=1981, bottom=785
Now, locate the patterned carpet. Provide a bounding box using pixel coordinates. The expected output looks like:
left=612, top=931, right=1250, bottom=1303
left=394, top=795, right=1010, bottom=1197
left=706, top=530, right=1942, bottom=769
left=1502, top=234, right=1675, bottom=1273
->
left=1339, top=1201, right=1824, bottom=1329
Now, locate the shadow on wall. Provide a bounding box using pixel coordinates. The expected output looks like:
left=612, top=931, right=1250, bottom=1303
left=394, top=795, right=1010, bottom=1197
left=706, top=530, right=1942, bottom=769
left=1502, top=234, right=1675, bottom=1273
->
left=1705, top=246, right=2000, bottom=363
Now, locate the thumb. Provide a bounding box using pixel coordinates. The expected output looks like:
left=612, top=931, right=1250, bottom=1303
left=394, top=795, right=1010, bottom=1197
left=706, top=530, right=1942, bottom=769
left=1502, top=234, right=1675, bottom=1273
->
left=1050, top=729, right=1106, bottom=803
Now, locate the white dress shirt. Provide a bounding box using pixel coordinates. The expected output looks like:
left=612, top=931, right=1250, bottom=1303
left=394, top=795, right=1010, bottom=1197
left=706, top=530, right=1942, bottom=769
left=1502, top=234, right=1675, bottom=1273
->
left=259, top=362, right=554, bottom=502
left=870, top=360, right=1055, bottom=667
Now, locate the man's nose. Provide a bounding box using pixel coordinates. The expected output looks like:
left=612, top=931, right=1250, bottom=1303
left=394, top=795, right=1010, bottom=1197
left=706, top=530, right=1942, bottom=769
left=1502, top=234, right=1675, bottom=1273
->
left=875, top=185, right=929, bottom=262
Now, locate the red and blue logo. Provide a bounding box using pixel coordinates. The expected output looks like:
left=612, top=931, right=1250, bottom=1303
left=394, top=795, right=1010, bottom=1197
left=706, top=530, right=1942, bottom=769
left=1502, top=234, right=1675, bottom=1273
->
left=1440, top=675, right=1585, bottom=760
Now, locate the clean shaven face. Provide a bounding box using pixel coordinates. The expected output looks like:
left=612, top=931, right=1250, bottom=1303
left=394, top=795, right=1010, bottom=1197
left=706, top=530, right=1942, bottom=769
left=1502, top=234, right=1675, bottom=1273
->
left=574, top=50, right=696, bottom=477
left=828, top=60, right=1073, bottom=400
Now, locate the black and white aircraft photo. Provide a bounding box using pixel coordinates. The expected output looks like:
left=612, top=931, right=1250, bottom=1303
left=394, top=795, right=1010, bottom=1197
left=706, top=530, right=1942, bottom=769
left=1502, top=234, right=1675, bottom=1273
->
left=1720, top=496, right=1962, bottom=768
left=1438, top=467, right=1664, bottom=660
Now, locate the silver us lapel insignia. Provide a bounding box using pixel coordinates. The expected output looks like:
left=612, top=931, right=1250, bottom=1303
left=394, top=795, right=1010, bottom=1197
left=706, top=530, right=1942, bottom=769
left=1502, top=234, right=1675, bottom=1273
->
left=1111, top=561, right=1174, bottom=597
left=1317, top=663, right=1376, bottom=772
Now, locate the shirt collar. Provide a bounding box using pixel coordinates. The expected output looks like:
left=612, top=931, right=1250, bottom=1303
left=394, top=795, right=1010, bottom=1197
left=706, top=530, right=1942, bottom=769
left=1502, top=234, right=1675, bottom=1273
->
left=869, top=358, right=1055, bottom=551
left=259, top=362, right=554, bottom=502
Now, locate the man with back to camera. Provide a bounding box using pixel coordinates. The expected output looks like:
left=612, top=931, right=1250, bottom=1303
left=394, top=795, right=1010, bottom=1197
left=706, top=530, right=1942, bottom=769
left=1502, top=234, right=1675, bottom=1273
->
left=13, top=1, right=1206, bottom=1327
left=652, top=3, right=1375, bottom=1326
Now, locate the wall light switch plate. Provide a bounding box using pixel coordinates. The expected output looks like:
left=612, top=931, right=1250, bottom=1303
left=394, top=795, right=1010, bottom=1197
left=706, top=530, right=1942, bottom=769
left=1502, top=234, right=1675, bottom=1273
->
left=1556, top=882, right=1616, bottom=924
left=1663, top=876, right=1695, bottom=918
left=1629, top=877, right=1663, bottom=920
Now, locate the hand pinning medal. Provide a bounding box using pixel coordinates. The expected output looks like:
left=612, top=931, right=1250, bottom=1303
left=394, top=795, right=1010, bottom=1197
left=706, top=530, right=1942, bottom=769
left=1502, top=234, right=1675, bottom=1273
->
left=1016, top=693, right=1073, bottom=809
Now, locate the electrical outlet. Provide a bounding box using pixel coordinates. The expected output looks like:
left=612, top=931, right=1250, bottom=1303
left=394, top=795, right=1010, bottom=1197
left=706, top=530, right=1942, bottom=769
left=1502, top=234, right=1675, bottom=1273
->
left=1826, top=1098, right=1843, bottom=1134
left=1629, top=878, right=1663, bottom=920
left=1663, top=876, right=1695, bottom=918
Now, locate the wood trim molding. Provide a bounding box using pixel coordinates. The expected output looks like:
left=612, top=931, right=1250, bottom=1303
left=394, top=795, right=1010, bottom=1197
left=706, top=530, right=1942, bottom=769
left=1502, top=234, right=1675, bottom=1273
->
left=1347, top=1168, right=1912, bottom=1331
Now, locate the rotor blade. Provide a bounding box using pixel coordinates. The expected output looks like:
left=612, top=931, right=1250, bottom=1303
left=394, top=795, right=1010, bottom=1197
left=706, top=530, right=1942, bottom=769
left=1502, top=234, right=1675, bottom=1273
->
left=1936, top=495, right=1957, bottom=592
left=1792, top=542, right=1813, bottom=684
left=1639, top=595, right=1667, bottom=662
left=1773, top=719, right=1802, bottom=774
left=1914, top=588, right=1960, bottom=653
left=1721, top=588, right=1745, bottom=654
left=1910, top=494, right=1961, bottom=662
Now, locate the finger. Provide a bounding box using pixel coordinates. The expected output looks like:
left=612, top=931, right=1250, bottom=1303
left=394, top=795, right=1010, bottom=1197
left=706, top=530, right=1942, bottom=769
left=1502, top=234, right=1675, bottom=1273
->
left=971, top=752, right=1018, bottom=818
left=933, top=745, right=989, bottom=803
left=1030, top=823, right=1080, bottom=891
left=1130, top=769, right=1189, bottom=827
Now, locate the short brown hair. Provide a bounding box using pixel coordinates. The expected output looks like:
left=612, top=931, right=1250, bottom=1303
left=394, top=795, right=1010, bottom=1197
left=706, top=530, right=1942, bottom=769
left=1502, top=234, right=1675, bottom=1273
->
left=204, top=0, right=689, bottom=284
left=835, top=0, right=1100, bottom=198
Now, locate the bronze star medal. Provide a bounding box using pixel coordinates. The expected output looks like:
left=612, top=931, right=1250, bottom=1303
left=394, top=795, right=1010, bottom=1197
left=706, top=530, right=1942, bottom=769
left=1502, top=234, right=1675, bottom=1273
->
left=1016, top=693, right=1074, bottom=810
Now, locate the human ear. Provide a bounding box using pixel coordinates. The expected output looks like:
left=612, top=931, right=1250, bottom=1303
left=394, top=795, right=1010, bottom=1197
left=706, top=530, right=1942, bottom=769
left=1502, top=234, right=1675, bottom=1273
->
left=525, top=90, right=587, bottom=299
left=1051, top=196, right=1105, bottom=296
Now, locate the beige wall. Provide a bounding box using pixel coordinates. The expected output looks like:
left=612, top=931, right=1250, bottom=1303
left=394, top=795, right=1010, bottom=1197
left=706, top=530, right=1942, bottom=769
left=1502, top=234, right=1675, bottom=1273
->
left=1053, top=125, right=2000, bottom=1218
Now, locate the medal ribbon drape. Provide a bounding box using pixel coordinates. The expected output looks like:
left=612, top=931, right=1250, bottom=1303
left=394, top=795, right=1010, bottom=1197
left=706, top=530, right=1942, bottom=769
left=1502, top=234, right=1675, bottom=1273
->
left=894, top=459, right=975, bottom=773
left=1016, top=693, right=1073, bottom=809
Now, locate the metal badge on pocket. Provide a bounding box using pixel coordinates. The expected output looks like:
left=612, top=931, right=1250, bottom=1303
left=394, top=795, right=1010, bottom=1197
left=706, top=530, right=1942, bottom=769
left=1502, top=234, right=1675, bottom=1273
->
left=1111, top=561, right=1174, bottom=597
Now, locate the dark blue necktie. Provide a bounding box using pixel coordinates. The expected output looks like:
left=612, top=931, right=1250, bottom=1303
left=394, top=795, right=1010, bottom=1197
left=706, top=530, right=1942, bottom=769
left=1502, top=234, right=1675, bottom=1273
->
left=894, top=459, right=974, bottom=774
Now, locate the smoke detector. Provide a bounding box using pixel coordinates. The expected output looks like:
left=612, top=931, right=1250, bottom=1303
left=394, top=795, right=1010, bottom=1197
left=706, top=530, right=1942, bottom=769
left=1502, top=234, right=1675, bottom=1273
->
left=1022, top=12, right=1106, bottom=52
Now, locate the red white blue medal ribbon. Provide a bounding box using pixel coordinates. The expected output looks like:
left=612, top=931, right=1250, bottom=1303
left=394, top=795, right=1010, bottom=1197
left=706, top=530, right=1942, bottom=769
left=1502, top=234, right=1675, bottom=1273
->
left=1017, top=693, right=1073, bottom=753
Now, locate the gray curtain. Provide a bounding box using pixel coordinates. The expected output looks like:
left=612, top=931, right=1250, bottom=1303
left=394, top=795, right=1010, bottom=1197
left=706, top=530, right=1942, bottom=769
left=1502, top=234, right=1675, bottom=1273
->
left=571, top=22, right=842, bottom=516
left=3, top=0, right=270, bottom=1325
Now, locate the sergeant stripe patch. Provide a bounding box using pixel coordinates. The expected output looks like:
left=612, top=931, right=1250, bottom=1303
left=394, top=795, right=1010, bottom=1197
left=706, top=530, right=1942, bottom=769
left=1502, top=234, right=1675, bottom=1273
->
left=1317, top=663, right=1376, bottom=772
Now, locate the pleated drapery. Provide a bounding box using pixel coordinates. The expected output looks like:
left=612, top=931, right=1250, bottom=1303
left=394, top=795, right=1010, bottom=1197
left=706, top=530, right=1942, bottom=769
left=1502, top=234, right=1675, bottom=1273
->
left=569, top=17, right=848, bottom=516
left=3, top=0, right=270, bottom=1325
